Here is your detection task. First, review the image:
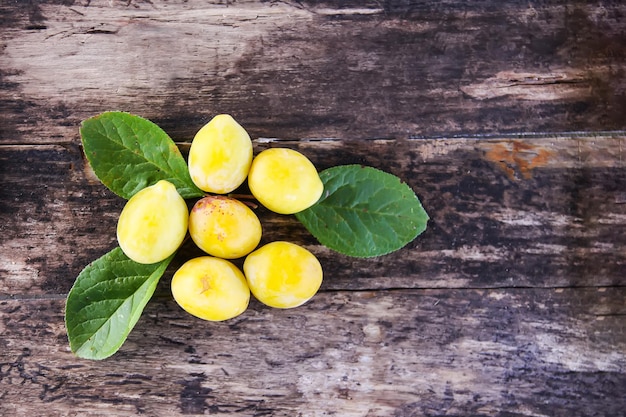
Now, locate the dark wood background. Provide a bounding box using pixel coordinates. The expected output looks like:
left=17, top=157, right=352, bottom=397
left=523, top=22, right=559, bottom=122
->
left=1, top=1, right=625, bottom=416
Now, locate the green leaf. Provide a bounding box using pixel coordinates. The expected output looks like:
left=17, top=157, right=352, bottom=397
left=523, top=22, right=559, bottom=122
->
left=296, top=165, right=429, bottom=258
left=80, top=111, right=204, bottom=199
left=65, top=247, right=173, bottom=360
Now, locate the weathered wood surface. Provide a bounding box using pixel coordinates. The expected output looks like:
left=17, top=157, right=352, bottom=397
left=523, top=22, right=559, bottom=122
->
left=1, top=1, right=626, bottom=143
left=1, top=135, right=626, bottom=295
left=2, top=288, right=626, bottom=416
left=2, top=0, right=626, bottom=416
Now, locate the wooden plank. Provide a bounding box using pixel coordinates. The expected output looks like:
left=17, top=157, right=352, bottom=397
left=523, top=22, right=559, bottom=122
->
left=1, top=135, right=625, bottom=295
left=0, top=143, right=122, bottom=295
left=1, top=1, right=625, bottom=143
left=2, top=2, right=625, bottom=415
left=1, top=288, right=624, bottom=416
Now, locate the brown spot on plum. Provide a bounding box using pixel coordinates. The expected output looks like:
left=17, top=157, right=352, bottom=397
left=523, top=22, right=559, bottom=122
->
left=200, top=276, right=212, bottom=294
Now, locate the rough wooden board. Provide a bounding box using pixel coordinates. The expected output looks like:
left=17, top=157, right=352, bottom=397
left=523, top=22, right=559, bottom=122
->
left=1, top=288, right=625, bottom=416
left=1, top=1, right=625, bottom=416
left=2, top=1, right=626, bottom=143
left=1, top=135, right=625, bottom=296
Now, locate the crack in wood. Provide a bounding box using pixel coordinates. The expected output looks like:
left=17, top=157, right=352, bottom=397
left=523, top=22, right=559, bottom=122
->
left=460, top=70, right=594, bottom=101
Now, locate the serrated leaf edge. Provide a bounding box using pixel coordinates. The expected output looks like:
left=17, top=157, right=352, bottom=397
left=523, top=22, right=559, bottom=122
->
left=80, top=111, right=204, bottom=200
left=65, top=247, right=173, bottom=360
left=296, top=165, right=429, bottom=258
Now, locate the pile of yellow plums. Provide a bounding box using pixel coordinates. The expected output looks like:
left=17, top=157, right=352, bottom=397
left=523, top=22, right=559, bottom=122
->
left=115, top=115, right=324, bottom=321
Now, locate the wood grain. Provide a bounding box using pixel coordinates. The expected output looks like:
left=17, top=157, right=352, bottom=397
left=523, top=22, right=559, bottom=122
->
left=2, top=135, right=625, bottom=295
left=1, top=1, right=625, bottom=144
left=1, top=288, right=625, bottom=416
left=2, top=1, right=626, bottom=415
